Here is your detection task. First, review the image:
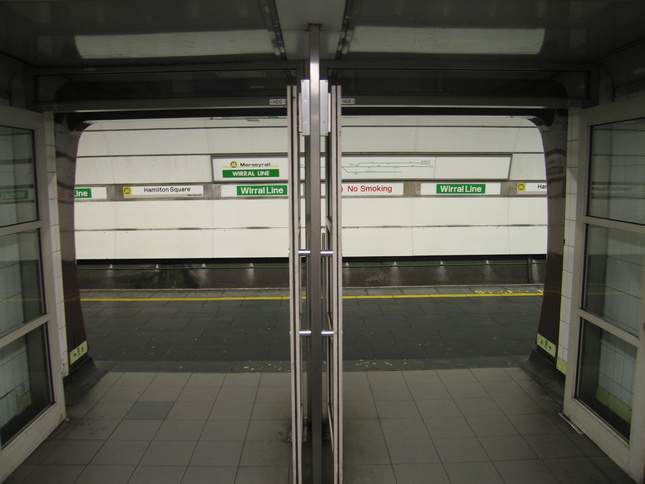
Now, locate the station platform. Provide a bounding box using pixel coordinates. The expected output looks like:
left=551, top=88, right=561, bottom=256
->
left=3, top=286, right=636, bottom=483
left=79, top=284, right=545, bottom=373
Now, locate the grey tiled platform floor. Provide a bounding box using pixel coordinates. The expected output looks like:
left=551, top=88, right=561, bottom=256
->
left=6, top=367, right=635, bottom=484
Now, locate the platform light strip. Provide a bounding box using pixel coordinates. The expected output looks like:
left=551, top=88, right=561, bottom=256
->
left=82, top=291, right=542, bottom=302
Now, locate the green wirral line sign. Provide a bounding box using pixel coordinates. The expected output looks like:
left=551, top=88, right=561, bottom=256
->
left=436, top=183, right=486, bottom=194
left=74, top=188, right=93, bottom=199
left=236, top=185, right=288, bottom=196
left=223, top=169, right=280, bottom=178
left=0, top=189, right=29, bottom=201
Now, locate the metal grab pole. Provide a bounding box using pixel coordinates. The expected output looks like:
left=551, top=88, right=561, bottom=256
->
left=305, top=23, right=324, bottom=484
left=288, top=84, right=303, bottom=484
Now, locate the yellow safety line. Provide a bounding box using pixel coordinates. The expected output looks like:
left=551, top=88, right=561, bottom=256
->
left=82, top=291, right=542, bottom=302
left=392, top=292, right=542, bottom=299
left=346, top=292, right=542, bottom=299
left=82, top=297, right=286, bottom=302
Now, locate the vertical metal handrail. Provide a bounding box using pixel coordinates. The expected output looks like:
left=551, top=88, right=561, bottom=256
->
left=287, top=84, right=303, bottom=484
left=329, top=84, right=344, bottom=484
left=305, top=24, right=324, bottom=484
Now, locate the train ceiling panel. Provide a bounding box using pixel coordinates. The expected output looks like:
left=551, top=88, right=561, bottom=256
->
left=0, top=0, right=277, bottom=65
left=0, top=0, right=643, bottom=65
left=347, top=0, right=645, bottom=61
left=1, top=0, right=644, bottom=107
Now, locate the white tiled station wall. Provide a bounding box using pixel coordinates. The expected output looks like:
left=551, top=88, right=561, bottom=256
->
left=46, top=114, right=68, bottom=377
left=75, top=116, right=547, bottom=261
left=558, top=107, right=581, bottom=375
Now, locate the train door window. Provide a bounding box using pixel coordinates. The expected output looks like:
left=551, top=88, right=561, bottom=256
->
left=565, top=100, right=645, bottom=483
left=0, top=108, right=65, bottom=482
left=577, top=123, right=645, bottom=441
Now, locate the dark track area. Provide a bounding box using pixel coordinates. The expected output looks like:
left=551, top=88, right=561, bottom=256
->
left=77, top=256, right=546, bottom=290
left=81, top=285, right=543, bottom=373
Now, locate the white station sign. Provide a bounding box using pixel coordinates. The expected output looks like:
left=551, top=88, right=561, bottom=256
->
left=516, top=182, right=547, bottom=194
left=341, top=183, right=404, bottom=196
left=122, top=185, right=204, bottom=198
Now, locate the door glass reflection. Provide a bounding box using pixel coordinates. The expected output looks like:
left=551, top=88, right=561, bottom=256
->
left=0, top=231, right=45, bottom=339
left=577, top=321, right=636, bottom=439
left=0, top=326, right=53, bottom=447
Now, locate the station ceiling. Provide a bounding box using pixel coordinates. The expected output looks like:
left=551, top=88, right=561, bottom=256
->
left=1, top=0, right=645, bottom=110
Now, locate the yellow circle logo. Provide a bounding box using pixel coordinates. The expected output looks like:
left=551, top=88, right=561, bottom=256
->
left=123, top=187, right=132, bottom=196
left=230, top=161, right=237, bottom=168
left=517, top=183, right=526, bottom=192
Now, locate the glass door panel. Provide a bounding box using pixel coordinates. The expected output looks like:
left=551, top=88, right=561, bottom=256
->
left=0, top=107, right=64, bottom=483
left=588, top=118, right=645, bottom=225
left=0, top=326, right=53, bottom=446
left=578, top=320, right=637, bottom=439
left=0, top=126, right=39, bottom=227
left=583, top=226, right=644, bottom=337
left=0, top=230, right=45, bottom=338
left=567, top=101, right=645, bottom=484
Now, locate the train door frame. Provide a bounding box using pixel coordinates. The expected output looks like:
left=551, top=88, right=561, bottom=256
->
left=38, top=62, right=576, bottom=484
left=563, top=95, right=645, bottom=484
left=0, top=105, right=66, bottom=482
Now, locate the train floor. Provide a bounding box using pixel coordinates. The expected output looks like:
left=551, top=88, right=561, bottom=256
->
left=4, top=285, right=636, bottom=484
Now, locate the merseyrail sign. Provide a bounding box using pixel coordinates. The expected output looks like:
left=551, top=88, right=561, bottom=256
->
left=213, top=157, right=287, bottom=181
left=223, top=169, right=280, bottom=178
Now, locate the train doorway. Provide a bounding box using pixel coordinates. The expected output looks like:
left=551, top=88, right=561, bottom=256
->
left=30, top=33, right=570, bottom=484
left=7, top=90, right=638, bottom=484
left=65, top=109, right=554, bottom=484
left=64, top=105, right=554, bottom=484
